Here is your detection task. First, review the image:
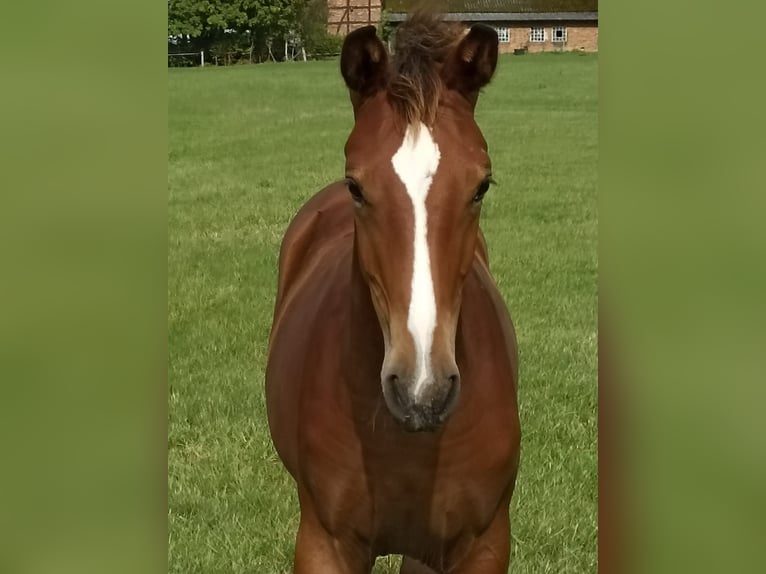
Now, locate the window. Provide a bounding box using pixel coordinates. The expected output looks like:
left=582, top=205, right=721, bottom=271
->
left=495, top=27, right=510, bottom=44
left=552, top=26, right=567, bottom=43
left=529, top=27, right=545, bottom=42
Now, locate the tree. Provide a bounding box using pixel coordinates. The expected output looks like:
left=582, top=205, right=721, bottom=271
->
left=168, top=0, right=333, bottom=63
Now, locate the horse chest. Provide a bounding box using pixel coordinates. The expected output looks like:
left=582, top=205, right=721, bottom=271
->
left=301, top=401, right=515, bottom=553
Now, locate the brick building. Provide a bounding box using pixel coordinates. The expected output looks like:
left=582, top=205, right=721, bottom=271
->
left=327, top=0, right=384, bottom=34
left=328, top=0, right=598, bottom=53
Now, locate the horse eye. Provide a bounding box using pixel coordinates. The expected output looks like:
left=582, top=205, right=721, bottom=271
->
left=346, top=178, right=365, bottom=204
left=473, top=179, right=492, bottom=203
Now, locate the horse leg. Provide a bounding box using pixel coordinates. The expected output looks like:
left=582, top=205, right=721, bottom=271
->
left=293, top=506, right=371, bottom=574
left=400, top=556, right=440, bottom=574
left=447, top=506, right=511, bottom=574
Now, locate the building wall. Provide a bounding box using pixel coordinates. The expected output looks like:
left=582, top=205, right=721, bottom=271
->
left=325, top=4, right=599, bottom=54
left=494, top=22, right=598, bottom=53
left=565, top=24, right=599, bottom=52
left=327, top=0, right=383, bottom=34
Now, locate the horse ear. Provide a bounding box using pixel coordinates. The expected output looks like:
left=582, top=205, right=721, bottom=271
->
left=340, top=26, right=388, bottom=109
left=444, top=24, right=499, bottom=107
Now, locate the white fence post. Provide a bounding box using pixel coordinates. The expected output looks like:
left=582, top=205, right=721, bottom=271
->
left=200, top=51, right=205, bottom=67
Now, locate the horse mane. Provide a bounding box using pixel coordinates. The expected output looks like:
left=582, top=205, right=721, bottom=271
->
left=388, top=7, right=464, bottom=127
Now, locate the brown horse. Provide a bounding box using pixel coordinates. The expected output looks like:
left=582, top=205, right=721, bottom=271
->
left=266, top=12, right=521, bottom=574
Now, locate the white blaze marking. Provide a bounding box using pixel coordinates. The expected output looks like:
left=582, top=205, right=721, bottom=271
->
left=391, top=123, right=440, bottom=396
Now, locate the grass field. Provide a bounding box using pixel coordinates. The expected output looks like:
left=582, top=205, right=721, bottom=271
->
left=169, top=52, right=597, bottom=573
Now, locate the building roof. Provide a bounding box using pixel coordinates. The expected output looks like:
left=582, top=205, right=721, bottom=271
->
left=388, top=11, right=598, bottom=22
left=385, top=0, right=598, bottom=14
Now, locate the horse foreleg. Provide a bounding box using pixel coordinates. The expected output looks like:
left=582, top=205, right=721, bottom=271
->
left=400, top=556, right=441, bottom=574
left=448, top=506, right=511, bottom=574
left=293, top=506, right=372, bottom=574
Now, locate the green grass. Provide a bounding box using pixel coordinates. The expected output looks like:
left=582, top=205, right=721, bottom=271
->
left=169, top=53, right=597, bottom=573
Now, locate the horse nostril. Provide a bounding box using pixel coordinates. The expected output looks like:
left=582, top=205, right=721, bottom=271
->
left=385, top=373, right=409, bottom=409
left=434, top=373, right=460, bottom=416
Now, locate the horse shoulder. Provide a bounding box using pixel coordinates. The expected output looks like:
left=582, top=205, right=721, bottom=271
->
left=271, top=182, right=352, bottom=332
left=449, top=256, right=521, bottom=495
left=469, top=248, right=519, bottom=388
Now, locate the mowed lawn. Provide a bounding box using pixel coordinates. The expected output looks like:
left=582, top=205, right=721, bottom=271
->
left=169, top=53, right=597, bottom=573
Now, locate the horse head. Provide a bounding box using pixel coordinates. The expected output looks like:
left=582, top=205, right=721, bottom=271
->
left=340, top=17, right=498, bottom=431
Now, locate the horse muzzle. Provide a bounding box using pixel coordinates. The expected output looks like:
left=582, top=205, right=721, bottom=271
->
left=381, top=369, right=461, bottom=432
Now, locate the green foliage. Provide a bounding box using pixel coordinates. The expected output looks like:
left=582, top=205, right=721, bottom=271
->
left=167, top=0, right=205, bottom=37
left=297, top=0, right=330, bottom=53
left=379, top=9, right=394, bottom=42
left=307, top=33, right=344, bottom=58
left=168, top=0, right=330, bottom=63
